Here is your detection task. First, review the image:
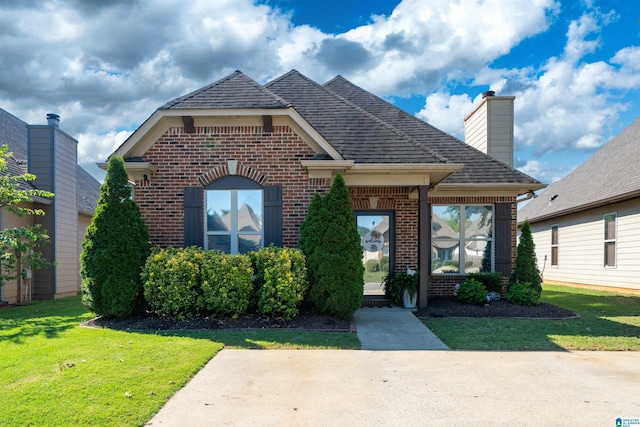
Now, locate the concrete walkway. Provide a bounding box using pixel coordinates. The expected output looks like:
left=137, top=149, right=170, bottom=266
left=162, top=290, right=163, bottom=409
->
left=146, top=350, right=640, bottom=426
left=353, top=306, right=449, bottom=350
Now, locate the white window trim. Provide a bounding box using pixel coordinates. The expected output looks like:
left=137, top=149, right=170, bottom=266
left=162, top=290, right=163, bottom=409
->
left=550, top=224, right=559, bottom=267
left=205, top=189, right=264, bottom=254
left=603, top=212, right=617, bottom=268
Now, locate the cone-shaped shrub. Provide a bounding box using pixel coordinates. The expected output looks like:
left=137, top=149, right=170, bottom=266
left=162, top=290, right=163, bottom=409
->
left=305, top=174, right=364, bottom=320
left=509, top=221, right=542, bottom=297
left=81, top=156, right=150, bottom=319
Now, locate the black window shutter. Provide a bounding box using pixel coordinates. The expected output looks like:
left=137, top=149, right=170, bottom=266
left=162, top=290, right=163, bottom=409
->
left=184, top=187, right=204, bottom=248
left=494, top=203, right=512, bottom=276
left=263, top=185, right=282, bottom=247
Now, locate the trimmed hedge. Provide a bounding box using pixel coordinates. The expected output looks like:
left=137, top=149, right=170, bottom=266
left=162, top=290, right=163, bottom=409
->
left=142, top=246, right=308, bottom=321
left=467, top=272, right=503, bottom=294
left=201, top=251, right=253, bottom=318
left=250, top=246, right=308, bottom=320
left=142, top=247, right=206, bottom=319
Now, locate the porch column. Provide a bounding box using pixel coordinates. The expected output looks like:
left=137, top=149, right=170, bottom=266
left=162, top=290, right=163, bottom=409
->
left=418, top=185, right=430, bottom=308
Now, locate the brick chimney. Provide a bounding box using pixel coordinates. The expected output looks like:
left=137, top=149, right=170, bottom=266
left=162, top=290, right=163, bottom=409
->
left=464, top=91, right=514, bottom=167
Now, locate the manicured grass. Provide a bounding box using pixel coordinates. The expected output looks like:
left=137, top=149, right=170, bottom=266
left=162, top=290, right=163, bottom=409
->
left=0, top=296, right=359, bottom=427
left=421, top=284, right=640, bottom=351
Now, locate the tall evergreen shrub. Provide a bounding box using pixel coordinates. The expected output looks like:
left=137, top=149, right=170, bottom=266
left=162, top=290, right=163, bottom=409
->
left=305, top=174, right=364, bottom=320
left=81, top=156, right=150, bottom=319
left=298, top=192, right=324, bottom=290
left=509, top=221, right=542, bottom=296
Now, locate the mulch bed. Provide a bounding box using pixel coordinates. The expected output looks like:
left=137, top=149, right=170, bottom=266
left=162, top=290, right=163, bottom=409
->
left=83, top=304, right=353, bottom=332
left=83, top=296, right=578, bottom=333
left=414, top=296, right=579, bottom=319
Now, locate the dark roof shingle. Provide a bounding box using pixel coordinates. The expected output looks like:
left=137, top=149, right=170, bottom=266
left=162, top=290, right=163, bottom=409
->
left=519, top=117, right=640, bottom=223
left=161, top=71, right=290, bottom=110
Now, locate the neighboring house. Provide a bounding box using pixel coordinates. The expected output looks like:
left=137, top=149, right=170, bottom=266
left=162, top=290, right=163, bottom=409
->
left=519, top=117, right=640, bottom=292
left=104, top=70, right=543, bottom=308
left=0, top=108, right=101, bottom=303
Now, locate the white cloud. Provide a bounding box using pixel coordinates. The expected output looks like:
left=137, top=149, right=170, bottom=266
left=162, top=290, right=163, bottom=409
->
left=415, top=93, right=474, bottom=139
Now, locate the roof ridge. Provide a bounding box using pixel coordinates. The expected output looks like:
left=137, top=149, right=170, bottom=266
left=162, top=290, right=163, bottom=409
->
left=324, top=76, right=542, bottom=181
left=322, top=77, right=450, bottom=164
left=161, top=71, right=290, bottom=110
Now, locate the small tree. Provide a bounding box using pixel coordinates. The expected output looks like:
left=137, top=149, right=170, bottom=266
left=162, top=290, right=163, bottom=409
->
left=305, top=174, right=364, bottom=320
left=81, top=156, right=150, bottom=319
left=0, top=145, right=54, bottom=303
left=509, top=221, right=542, bottom=295
left=298, top=192, right=324, bottom=290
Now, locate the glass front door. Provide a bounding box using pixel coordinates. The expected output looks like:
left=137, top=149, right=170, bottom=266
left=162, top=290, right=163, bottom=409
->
left=356, top=212, right=394, bottom=297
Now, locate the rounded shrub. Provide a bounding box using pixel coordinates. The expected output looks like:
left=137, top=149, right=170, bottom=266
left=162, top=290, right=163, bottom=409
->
left=142, top=247, right=205, bottom=319
left=507, top=281, right=540, bottom=306
left=201, top=251, right=253, bottom=319
left=365, top=259, right=380, bottom=272
left=250, top=246, right=308, bottom=320
left=456, top=278, right=487, bottom=305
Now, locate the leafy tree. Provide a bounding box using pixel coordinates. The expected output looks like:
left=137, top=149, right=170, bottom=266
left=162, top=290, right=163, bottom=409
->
left=509, top=221, right=542, bottom=296
left=0, top=145, right=54, bottom=303
left=81, top=156, right=150, bottom=319
left=305, top=174, right=364, bottom=320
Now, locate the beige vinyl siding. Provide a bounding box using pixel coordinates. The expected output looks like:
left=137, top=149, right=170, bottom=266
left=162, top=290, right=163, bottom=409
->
left=529, top=198, right=640, bottom=291
left=53, top=131, right=79, bottom=297
left=0, top=206, right=34, bottom=303
left=465, top=102, right=488, bottom=154
left=464, top=96, right=514, bottom=166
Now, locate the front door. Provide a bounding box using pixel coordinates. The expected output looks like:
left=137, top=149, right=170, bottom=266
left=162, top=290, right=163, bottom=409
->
left=355, top=211, right=395, bottom=297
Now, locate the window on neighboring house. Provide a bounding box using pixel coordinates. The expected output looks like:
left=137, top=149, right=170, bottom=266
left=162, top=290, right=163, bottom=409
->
left=431, top=205, right=493, bottom=274
left=205, top=177, right=263, bottom=254
left=551, top=225, right=559, bottom=266
left=604, top=213, right=616, bottom=267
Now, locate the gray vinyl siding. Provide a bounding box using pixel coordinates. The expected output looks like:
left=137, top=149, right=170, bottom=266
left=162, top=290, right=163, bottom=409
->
left=28, top=126, right=79, bottom=298
left=529, top=198, right=640, bottom=291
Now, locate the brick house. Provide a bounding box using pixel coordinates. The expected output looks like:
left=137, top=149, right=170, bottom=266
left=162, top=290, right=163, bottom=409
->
left=104, top=70, right=544, bottom=308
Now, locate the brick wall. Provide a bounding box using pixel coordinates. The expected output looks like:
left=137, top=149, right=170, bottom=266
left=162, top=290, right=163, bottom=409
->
left=134, top=125, right=328, bottom=248
left=133, top=124, right=517, bottom=296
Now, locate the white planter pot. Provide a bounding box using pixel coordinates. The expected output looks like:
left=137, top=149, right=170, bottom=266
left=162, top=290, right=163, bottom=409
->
left=403, top=289, right=417, bottom=309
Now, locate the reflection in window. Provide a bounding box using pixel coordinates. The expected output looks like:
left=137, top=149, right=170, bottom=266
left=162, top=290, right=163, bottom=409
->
left=432, top=205, right=493, bottom=274
left=551, top=225, right=558, bottom=266
left=206, top=189, right=263, bottom=254
left=604, top=213, right=616, bottom=267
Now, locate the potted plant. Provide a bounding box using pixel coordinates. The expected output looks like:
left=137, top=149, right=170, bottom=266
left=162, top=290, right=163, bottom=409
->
left=383, top=268, right=418, bottom=308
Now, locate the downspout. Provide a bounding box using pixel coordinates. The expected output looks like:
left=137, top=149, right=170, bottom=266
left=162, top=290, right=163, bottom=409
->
left=517, top=190, right=536, bottom=204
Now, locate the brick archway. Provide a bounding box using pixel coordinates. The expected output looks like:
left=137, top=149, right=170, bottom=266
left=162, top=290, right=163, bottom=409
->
left=197, top=160, right=268, bottom=187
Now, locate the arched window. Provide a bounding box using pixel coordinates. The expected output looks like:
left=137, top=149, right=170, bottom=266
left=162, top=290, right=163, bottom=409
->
left=205, top=176, right=263, bottom=254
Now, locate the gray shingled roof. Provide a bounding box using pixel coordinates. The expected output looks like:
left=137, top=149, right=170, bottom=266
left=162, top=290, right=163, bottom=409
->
left=519, top=117, right=640, bottom=223
left=324, top=75, right=540, bottom=185
left=266, top=70, right=449, bottom=164
left=0, top=107, right=101, bottom=214
left=161, top=70, right=290, bottom=110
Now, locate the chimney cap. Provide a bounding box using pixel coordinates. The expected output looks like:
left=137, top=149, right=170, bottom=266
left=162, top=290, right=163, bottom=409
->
left=46, top=113, right=60, bottom=127
left=482, top=91, right=495, bottom=98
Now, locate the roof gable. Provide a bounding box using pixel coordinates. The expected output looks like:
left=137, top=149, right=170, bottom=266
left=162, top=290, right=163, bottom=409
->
left=161, top=70, right=290, bottom=110
left=266, top=70, right=449, bottom=164
left=519, top=117, right=640, bottom=223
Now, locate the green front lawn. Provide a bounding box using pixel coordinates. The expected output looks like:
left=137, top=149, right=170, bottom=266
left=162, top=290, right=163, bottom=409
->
left=0, top=296, right=359, bottom=427
left=421, top=284, right=640, bottom=351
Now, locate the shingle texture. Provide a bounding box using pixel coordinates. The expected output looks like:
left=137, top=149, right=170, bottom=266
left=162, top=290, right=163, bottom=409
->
left=0, top=107, right=101, bottom=213
left=161, top=71, right=290, bottom=110
left=147, top=70, right=541, bottom=187
left=323, top=75, right=539, bottom=184
left=519, top=117, right=640, bottom=223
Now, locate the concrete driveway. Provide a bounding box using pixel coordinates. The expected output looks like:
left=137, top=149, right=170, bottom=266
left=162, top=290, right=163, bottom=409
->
left=146, top=350, right=640, bottom=426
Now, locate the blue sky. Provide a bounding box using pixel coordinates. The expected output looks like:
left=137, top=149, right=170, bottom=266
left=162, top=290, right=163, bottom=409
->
left=1, top=0, right=639, bottom=186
